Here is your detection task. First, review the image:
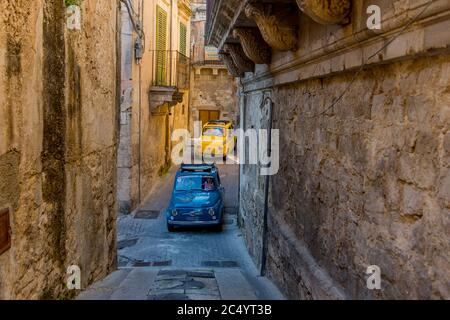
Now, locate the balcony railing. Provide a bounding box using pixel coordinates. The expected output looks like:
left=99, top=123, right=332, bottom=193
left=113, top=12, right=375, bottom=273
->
left=150, top=50, right=190, bottom=90
left=192, top=59, right=224, bottom=66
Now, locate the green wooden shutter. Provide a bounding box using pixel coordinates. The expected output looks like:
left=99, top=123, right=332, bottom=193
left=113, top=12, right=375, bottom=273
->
left=156, top=5, right=168, bottom=85
left=179, top=22, right=187, bottom=56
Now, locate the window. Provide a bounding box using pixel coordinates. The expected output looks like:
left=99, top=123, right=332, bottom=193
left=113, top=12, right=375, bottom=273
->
left=175, top=176, right=217, bottom=191
left=179, top=22, right=187, bottom=56
left=156, top=5, right=168, bottom=85
left=203, top=127, right=225, bottom=137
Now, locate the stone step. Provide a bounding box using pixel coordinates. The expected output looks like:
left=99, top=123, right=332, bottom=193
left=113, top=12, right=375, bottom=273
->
left=110, top=268, right=159, bottom=300
left=215, top=269, right=258, bottom=300
left=77, top=269, right=132, bottom=300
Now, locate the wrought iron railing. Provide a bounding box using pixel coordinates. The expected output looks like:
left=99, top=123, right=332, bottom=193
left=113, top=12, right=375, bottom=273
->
left=192, top=59, right=224, bottom=66
left=150, top=50, right=190, bottom=90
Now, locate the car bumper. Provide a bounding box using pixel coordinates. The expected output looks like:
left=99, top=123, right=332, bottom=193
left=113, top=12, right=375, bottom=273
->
left=167, top=219, right=222, bottom=227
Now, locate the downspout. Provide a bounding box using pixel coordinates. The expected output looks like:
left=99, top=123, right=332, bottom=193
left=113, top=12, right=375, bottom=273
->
left=116, top=0, right=122, bottom=159
left=138, top=0, right=145, bottom=204
left=260, top=95, right=274, bottom=277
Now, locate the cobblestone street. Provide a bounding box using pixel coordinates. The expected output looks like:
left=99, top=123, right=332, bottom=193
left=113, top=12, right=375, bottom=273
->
left=78, top=161, right=284, bottom=300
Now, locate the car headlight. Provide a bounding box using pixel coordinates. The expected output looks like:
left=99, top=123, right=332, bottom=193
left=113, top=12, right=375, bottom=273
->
left=208, top=208, right=215, bottom=216
left=171, top=209, right=178, bottom=217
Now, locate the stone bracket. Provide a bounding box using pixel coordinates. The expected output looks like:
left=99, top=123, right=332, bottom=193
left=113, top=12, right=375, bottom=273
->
left=223, top=43, right=255, bottom=74
left=149, top=86, right=184, bottom=114
left=233, top=27, right=272, bottom=65
left=295, top=0, right=351, bottom=25
left=245, top=3, right=299, bottom=52
left=219, top=51, right=245, bottom=78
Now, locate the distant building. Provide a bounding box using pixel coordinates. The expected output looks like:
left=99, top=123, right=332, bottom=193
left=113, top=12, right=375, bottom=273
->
left=189, top=0, right=238, bottom=134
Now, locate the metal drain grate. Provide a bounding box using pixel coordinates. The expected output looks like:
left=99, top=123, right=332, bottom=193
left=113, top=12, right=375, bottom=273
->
left=201, top=260, right=239, bottom=268
left=134, top=210, right=160, bottom=220
left=133, top=260, right=172, bottom=267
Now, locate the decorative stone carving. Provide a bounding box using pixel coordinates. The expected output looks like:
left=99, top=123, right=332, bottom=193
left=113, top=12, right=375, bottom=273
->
left=245, top=3, right=299, bottom=52
left=295, top=0, right=351, bottom=25
left=233, top=28, right=272, bottom=65
left=218, top=51, right=244, bottom=78
left=223, top=43, right=255, bottom=73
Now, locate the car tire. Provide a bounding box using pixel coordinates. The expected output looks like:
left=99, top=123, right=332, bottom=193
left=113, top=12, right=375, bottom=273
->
left=167, top=223, right=176, bottom=232
left=213, top=223, right=223, bottom=232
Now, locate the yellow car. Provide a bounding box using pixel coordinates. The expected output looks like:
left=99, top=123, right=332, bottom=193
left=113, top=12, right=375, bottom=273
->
left=198, top=120, right=236, bottom=160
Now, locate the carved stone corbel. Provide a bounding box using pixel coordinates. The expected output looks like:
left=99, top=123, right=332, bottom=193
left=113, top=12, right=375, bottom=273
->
left=233, top=28, right=272, bottom=65
left=218, top=51, right=244, bottom=78
left=245, top=3, right=298, bottom=52
left=295, top=0, right=351, bottom=25
left=223, top=43, right=255, bottom=73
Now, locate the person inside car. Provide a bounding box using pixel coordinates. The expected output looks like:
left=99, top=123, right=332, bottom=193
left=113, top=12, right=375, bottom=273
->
left=203, top=177, right=215, bottom=191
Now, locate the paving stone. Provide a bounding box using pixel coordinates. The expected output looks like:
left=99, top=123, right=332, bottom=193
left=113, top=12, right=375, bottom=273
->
left=155, top=280, right=185, bottom=290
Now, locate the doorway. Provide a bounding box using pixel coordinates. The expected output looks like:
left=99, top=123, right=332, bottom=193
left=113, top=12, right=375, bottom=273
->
left=199, top=110, right=220, bottom=127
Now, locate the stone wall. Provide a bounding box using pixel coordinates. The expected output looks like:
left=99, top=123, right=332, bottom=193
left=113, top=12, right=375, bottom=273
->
left=262, top=55, right=450, bottom=300
left=235, top=0, right=450, bottom=300
left=0, top=0, right=118, bottom=299
left=190, top=68, right=238, bottom=133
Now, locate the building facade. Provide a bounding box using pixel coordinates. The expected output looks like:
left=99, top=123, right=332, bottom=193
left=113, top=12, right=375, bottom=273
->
left=118, top=0, right=192, bottom=214
left=0, top=0, right=119, bottom=299
left=189, top=0, right=238, bottom=134
left=207, top=0, right=450, bottom=299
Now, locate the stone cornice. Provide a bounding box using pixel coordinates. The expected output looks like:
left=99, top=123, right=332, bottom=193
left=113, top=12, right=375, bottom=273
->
left=223, top=43, right=255, bottom=73
left=295, top=0, right=351, bottom=25
left=233, top=27, right=272, bottom=65
left=245, top=3, right=299, bottom=52
left=178, top=0, right=193, bottom=17
left=241, top=1, right=450, bottom=92
left=206, top=0, right=250, bottom=49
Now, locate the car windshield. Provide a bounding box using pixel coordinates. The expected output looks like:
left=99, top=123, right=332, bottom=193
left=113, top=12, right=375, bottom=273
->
left=203, top=127, right=225, bottom=137
left=175, top=176, right=216, bottom=191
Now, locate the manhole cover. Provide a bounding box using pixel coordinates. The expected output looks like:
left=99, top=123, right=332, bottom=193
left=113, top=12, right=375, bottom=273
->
left=117, top=238, right=138, bottom=250
left=135, top=210, right=160, bottom=220
left=201, top=261, right=239, bottom=268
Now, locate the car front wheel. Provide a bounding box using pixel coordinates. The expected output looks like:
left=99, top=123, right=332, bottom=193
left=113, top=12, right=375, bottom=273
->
left=167, top=223, right=176, bottom=232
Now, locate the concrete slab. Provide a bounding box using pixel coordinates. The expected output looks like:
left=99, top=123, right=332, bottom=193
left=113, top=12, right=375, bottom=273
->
left=109, top=268, right=158, bottom=300
left=215, top=269, right=258, bottom=300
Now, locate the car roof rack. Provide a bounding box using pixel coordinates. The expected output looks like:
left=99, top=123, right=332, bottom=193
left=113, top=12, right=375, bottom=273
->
left=180, top=164, right=216, bottom=173
left=206, top=120, right=231, bottom=125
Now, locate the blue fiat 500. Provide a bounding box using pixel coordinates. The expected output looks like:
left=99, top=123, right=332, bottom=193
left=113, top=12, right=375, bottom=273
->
left=166, top=164, right=225, bottom=232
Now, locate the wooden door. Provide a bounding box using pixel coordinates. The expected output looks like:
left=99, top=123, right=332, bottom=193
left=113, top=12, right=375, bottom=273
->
left=199, top=110, right=221, bottom=127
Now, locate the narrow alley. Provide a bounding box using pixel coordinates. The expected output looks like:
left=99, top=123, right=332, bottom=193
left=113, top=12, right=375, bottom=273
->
left=79, top=160, right=283, bottom=300
left=0, top=0, right=449, bottom=304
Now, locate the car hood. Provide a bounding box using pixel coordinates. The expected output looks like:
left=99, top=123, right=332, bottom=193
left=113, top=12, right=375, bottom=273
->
left=171, top=191, right=221, bottom=208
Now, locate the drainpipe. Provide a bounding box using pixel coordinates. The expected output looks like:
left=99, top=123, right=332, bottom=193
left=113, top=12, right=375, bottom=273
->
left=260, top=95, right=274, bottom=277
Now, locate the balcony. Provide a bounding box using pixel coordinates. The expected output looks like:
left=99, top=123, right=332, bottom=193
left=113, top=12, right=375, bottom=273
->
left=149, top=50, right=190, bottom=113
